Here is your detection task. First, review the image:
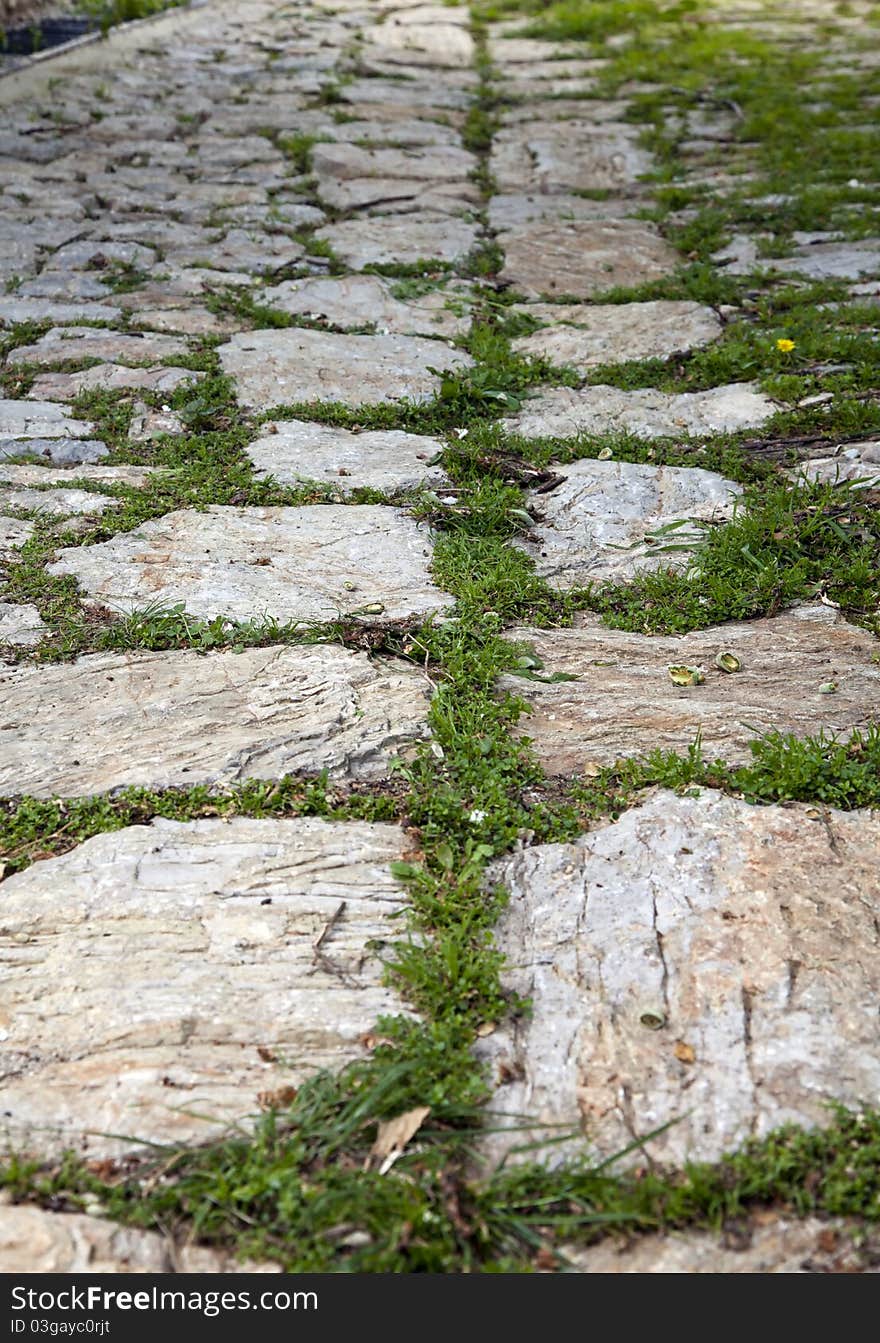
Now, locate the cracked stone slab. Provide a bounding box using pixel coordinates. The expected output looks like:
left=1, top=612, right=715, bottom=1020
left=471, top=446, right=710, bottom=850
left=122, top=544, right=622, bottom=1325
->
left=316, top=217, right=479, bottom=270
left=0, top=816, right=416, bottom=1158
left=499, top=221, right=679, bottom=298
left=504, top=382, right=777, bottom=440
left=367, top=8, right=475, bottom=67
left=480, top=789, right=880, bottom=1168
left=219, top=328, right=471, bottom=410
left=0, top=644, right=432, bottom=798
left=0, top=1206, right=280, bottom=1275
left=47, top=505, right=453, bottom=623
left=491, top=124, right=652, bottom=193
left=501, top=605, right=880, bottom=770
left=489, top=193, right=642, bottom=231
left=262, top=275, right=472, bottom=338
left=0, top=400, right=95, bottom=440
left=165, top=229, right=304, bottom=275
left=0, top=438, right=109, bottom=466
left=794, top=438, right=880, bottom=485
left=316, top=177, right=479, bottom=216
left=28, top=365, right=203, bottom=402
left=0, top=487, right=117, bottom=517
left=312, top=142, right=475, bottom=183
left=0, top=299, right=122, bottom=324
left=0, top=464, right=157, bottom=489
left=6, top=327, right=189, bottom=367
left=511, top=301, right=722, bottom=366
left=0, top=516, right=34, bottom=560
left=563, top=1217, right=880, bottom=1274
left=247, top=420, right=447, bottom=493
left=517, top=457, right=741, bottom=585
left=0, top=602, right=47, bottom=648
left=773, top=239, right=880, bottom=280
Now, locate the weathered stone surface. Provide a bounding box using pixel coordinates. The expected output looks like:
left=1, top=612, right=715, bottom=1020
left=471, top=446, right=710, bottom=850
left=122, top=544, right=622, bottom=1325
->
left=166, top=229, right=303, bottom=275
left=512, top=300, right=722, bottom=365
left=219, top=328, right=470, bottom=410
left=0, top=487, right=116, bottom=516
left=7, top=327, right=189, bottom=367
left=315, top=177, right=479, bottom=216
left=0, top=515, right=33, bottom=559
left=48, top=505, right=453, bottom=623
left=0, top=464, right=156, bottom=490
left=0, top=1205, right=280, bottom=1275
left=504, top=382, right=776, bottom=440
left=312, top=142, right=475, bottom=183
left=491, top=124, right=652, bottom=193
left=489, top=193, right=639, bottom=231
left=316, top=217, right=479, bottom=269
left=0, top=817, right=415, bottom=1157
left=563, top=1217, right=880, bottom=1274
left=0, top=438, right=108, bottom=465
left=501, top=605, right=880, bottom=770
left=262, top=274, right=472, bottom=338
left=28, top=365, right=203, bottom=402
left=0, top=644, right=431, bottom=797
left=0, top=299, right=121, bottom=324
left=481, top=790, right=880, bottom=1167
left=499, top=221, right=679, bottom=298
left=773, top=239, right=880, bottom=280
left=367, top=7, right=474, bottom=67
left=795, top=438, right=880, bottom=485
left=0, top=602, right=47, bottom=648
left=247, top=419, right=447, bottom=493
left=516, top=457, right=741, bottom=584
left=0, top=400, right=95, bottom=440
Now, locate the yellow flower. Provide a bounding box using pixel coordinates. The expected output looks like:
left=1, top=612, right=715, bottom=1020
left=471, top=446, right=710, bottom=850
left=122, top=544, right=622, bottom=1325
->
left=776, top=338, right=795, bottom=353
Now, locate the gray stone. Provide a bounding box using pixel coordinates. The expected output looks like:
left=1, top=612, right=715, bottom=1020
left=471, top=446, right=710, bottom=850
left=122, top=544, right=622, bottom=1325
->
left=48, top=240, right=157, bottom=272
left=339, top=79, right=472, bottom=114
left=165, top=229, right=304, bottom=276
left=218, top=328, right=471, bottom=410
left=330, top=118, right=460, bottom=147
left=0, top=464, right=156, bottom=489
left=517, top=457, right=741, bottom=585
left=18, top=272, right=112, bottom=302
left=774, top=239, right=880, bottom=280
left=316, top=177, right=479, bottom=216
left=512, top=301, right=722, bottom=366
left=481, top=790, right=880, bottom=1167
left=28, top=365, right=203, bottom=402
left=128, top=403, right=185, bottom=441
left=563, top=1217, right=880, bottom=1274
left=0, top=1205, right=280, bottom=1275
left=367, top=7, right=475, bottom=68
left=489, top=193, right=640, bottom=231
left=503, top=382, right=777, bottom=441
left=247, top=420, right=447, bottom=493
left=262, top=275, right=472, bottom=338
left=47, top=505, right=453, bottom=623
left=0, top=438, right=109, bottom=466
left=0, top=644, right=432, bottom=798
left=491, top=123, right=652, bottom=193
left=0, top=816, right=416, bottom=1157
left=0, top=516, right=34, bottom=560
left=312, top=142, right=475, bottom=183
left=7, top=327, right=189, bottom=367
left=0, top=298, right=121, bottom=324
left=0, top=602, right=47, bottom=648
left=499, top=221, right=679, bottom=298
left=316, top=216, right=479, bottom=270
left=0, top=487, right=117, bottom=517
left=502, top=605, right=880, bottom=771
left=795, top=438, right=880, bottom=485
left=0, top=400, right=95, bottom=440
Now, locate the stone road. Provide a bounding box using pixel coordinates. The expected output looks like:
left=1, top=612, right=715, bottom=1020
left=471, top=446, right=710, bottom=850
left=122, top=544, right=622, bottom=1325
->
left=0, top=0, right=878, bottom=1273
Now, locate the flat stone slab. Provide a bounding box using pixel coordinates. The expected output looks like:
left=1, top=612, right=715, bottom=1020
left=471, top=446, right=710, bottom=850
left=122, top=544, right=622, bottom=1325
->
left=489, top=193, right=640, bottom=231
left=0, top=400, right=95, bottom=440
left=367, top=8, right=474, bottom=67
left=0, top=1206, right=279, bottom=1275
left=499, top=221, right=679, bottom=298
left=491, top=123, right=652, bottom=193
left=0, top=645, right=432, bottom=798
left=480, top=790, right=880, bottom=1167
left=795, top=438, right=880, bottom=485
left=516, top=457, right=741, bottom=584
left=28, top=366, right=203, bottom=402
left=0, top=438, right=108, bottom=466
left=0, top=299, right=122, bottom=324
left=0, top=602, right=47, bottom=648
left=564, top=1216, right=880, bottom=1274
left=7, top=327, right=189, bottom=367
left=314, top=177, right=479, bottom=216
left=512, top=300, right=722, bottom=366
left=502, top=605, right=880, bottom=771
left=316, top=217, right=479, bottom=270
left=262, top=275, right=472, bottom=338
left=0, top=487, right=117, bottom=516
left=165, top=229, right=303, bottom=275
left=773, top=239, right=880, bottom=280
left=247, top=420, right=447, bottom=493
left=504, top=382, right=777, bottom=440
left=0, top=464, right=156, bottom=489
left=0, top=516, right=34, bottom=560
left=312, top=142, right=476, bottom=183
left=47, top=505, right=453, bottom=623
left=219, top=329, right=471, bottom=410
left=0, top=817, right=415, bottom=1157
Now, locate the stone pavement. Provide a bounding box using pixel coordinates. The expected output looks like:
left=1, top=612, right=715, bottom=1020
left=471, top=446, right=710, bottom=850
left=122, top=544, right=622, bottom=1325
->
left=0, top=0, right=878, bottom=1273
